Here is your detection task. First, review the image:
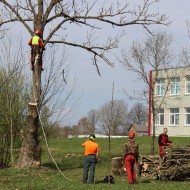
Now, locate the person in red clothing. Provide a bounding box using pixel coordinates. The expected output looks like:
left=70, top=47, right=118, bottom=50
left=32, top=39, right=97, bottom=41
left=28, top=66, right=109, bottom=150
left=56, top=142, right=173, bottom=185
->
left=82, top=134, right=99, bottom=184
left=158, top=128, right=172, bottom=158
left=28, top=29, right=45, bottom=71
left=121, top=132, right=139, bottom=184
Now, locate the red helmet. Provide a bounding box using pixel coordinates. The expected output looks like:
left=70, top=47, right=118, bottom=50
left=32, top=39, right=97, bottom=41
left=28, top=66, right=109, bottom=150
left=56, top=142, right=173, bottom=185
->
left=129, top=132, right=135, bottom=139
left=35, top=29, right=42, bottom=35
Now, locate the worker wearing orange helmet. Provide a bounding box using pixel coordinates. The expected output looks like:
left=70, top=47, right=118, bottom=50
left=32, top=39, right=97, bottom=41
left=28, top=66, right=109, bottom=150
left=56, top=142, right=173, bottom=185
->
left=28, top=29, right=45, bottom=71
left=121, top=132, right=139, bottom=184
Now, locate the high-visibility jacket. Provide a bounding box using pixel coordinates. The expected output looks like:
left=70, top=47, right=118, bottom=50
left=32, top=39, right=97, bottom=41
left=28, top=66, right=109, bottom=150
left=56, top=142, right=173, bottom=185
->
left=28, top=35, right=44, bottom=49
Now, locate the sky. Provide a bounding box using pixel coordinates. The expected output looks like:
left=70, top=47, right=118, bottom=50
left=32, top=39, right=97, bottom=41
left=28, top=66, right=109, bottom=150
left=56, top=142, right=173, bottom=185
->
left=65, top=0, right=190, bottom=125
left=2, top=0, right=190, bottom=126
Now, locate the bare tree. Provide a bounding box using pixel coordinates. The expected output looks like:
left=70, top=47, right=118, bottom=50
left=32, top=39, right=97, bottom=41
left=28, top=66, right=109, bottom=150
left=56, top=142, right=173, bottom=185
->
left=40, top=46, right=76, bottom=122
left=173, top=20, right=190, bottom=68
left=97, top=99, right=128, bottom=135
left=62, top=126, right=72, bottom=138
left=0, top=0, right=169, bottom=167
left=121, top=31, right=174, bottom=154
left=87, top=109, right=98, bottom=132
left=128, top=102, right=147, bottom=125
left=77, top=117, right=92, bottom=134
left=0, top=35, right=22, bottom=89
left=17, top=45, right=76, bottom=167
left=0, top=36, right=30, bottom=167
left=186, top=19, right=190, bottom=39
left=179, top=49, right=190, bottom=67
left=0, top=34, right=75, bottom=168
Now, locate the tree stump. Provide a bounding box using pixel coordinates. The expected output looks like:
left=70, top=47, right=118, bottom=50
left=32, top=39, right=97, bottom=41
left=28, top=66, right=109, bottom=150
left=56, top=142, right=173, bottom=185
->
left=112, top=157, right=125, bottom=176
left=17, top=104, right=41, bottom=167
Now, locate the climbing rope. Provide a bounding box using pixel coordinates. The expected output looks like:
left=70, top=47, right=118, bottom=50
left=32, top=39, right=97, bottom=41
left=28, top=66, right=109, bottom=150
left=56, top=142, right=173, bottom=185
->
left=36, top=105, right=72, bottom=182
left=31, top=54, right=72, bottom=182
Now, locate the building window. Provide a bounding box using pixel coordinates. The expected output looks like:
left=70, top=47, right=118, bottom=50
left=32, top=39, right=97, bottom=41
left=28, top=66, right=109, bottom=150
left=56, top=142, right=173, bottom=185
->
left=170, top=77, right=180, bottom=95
left=155, top=78, right=165, bottom=96
left=185, top=108, right=190, bottom=125
left=156, top=109, right=164, bottom=126
left=169, top=108, right=179, bottom=126
left=185, top=76, right=190, bottom=94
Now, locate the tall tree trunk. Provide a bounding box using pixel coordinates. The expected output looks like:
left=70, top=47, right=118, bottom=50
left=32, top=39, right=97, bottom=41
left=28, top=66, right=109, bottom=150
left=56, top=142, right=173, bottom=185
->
left=17, top=51, right=41, bottom=167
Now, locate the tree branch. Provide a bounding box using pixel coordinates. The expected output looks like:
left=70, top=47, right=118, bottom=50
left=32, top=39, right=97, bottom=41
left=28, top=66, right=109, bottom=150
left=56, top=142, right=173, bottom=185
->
left=43, top=0, right=63, bottom=27
left=48, top=40, right=114, bottom=67
left=27, top=0, right=37, bottom=18
left=0, top=0, right=33, bottom=35
left=0, top=19, right=32, bottom=27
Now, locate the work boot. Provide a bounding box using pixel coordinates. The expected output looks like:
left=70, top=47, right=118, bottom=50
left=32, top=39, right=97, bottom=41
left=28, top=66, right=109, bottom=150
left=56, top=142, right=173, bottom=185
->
left=39, top=63, right=44, bottom=71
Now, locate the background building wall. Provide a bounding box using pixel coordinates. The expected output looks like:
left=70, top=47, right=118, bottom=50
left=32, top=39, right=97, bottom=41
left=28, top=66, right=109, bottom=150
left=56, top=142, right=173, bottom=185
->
left=151, top=67, right=190, bottom=136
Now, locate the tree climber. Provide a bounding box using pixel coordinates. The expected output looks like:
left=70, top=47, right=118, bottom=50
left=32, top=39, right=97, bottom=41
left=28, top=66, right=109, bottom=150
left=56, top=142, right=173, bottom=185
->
left=28, top=29, right=45, bottom=71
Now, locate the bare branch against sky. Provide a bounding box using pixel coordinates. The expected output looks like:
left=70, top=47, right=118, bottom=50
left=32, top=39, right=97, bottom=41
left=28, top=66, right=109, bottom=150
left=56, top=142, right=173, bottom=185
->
left=0, top=0, right=169, bottom=74
left=0, top=0, right=189, bottom=125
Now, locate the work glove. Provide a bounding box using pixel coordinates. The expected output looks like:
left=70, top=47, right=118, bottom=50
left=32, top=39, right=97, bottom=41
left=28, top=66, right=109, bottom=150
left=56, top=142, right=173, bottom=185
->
left=167, top=143, right=172, bottom=147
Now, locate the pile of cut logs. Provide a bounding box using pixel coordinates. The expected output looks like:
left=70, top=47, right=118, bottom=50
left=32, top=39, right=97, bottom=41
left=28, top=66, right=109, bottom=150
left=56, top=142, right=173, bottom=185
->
left=139, top=155, right=160, bottom=180
left=140, top=146, right=190, bottom=181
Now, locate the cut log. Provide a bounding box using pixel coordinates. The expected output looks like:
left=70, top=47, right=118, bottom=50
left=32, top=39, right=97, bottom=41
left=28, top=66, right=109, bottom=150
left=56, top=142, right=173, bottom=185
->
left=111, top=157, right=124, bottom=176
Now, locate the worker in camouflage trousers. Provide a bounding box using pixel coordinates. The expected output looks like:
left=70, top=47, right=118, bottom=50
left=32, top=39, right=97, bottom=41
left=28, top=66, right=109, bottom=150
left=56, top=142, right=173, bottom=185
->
left=121, top=132, right=139, bottom=184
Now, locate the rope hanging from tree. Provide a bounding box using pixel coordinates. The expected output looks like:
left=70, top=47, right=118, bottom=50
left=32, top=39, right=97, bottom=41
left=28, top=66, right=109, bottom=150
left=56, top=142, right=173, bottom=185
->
left=31, top=54, right=72, bottom=182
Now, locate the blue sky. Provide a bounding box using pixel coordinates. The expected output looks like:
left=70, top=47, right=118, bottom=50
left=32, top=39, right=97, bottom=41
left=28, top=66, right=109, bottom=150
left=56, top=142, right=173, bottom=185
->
left=2, top=0, right=190, bottom=126
left=65, top=0, right=190, bottom=125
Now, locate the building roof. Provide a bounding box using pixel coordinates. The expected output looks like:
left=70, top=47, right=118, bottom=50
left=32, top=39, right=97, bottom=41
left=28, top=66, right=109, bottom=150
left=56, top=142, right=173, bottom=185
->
left=128, top=124, right=148, bottom=133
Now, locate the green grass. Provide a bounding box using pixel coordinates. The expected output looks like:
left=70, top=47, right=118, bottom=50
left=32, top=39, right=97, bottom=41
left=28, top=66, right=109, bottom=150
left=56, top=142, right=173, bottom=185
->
left=0, top=136, right=190, bottom=189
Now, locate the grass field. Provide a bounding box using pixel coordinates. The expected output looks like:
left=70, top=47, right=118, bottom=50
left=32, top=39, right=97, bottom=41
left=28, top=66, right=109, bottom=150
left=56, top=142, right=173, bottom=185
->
left=0, top=136, right=189, bottom=190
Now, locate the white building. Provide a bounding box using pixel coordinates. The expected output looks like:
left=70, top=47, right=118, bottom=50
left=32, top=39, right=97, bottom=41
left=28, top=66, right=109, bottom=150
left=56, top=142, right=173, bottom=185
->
left=148, top=66, right=190, bottom=136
